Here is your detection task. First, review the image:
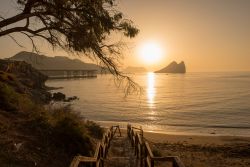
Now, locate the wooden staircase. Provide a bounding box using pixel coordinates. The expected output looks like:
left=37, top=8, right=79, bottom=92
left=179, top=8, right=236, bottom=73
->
left=70, top=125, right=185, bottom=167
left=104, top=133, right=139, bottom=167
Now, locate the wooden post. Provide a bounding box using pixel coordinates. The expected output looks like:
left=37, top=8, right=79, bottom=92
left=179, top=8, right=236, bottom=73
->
left=173, top=157, right=185, bottom=167
left=140, top=143, right=143, bottom=167
left=117, top=126, right=122, bottom=137
left=135, top=135, right=138, bottom=156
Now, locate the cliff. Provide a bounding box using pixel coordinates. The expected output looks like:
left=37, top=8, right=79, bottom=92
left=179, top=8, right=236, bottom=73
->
left=155, top=61, right=186, bottom=73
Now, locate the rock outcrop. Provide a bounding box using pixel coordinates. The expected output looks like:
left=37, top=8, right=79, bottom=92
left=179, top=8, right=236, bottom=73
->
left=0, top=59, right=48, bottom=89
left=0, top=59, right=51, bottom=106
left=155, top=61, right=186, bottom=73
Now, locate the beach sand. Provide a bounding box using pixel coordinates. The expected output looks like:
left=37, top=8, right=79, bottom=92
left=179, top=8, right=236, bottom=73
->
left=142, top=131, right=250, bottom=167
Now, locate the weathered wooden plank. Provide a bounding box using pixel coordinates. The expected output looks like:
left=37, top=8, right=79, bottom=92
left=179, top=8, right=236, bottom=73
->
left=146, top=156, right=152, bottom=167
left=137, top=133, right=143, bottom=145
left=94, top=143, right=101, bottom=158
left=69, top=156, right=80, bottom=167
left=173, top=156, right=185, bottom=167
left=145, top=142, right=154, bottom=158
left=77, top=156, right=97, bottom=162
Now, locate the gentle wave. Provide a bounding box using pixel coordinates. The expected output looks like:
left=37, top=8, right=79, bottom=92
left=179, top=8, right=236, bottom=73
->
left=47, top=72, right=250, bottom=137
left=160, top=123, right=250, bottom=129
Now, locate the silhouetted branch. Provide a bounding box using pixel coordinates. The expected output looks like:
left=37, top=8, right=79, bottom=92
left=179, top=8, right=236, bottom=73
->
left=0, top=15, right=4, bottom=20
left=8, top=34, right=24, bottom=48
left=20, top=31, right=39, bottom=52
left=0, top=0, right=141, bottom=95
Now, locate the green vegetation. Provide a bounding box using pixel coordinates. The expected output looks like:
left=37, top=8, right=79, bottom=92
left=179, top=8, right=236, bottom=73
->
left=0, top=72, right=34, bottom=112
left=85, top=120, right=105, bottom=139
left=0, top=70, right=104, bottom=166
left=152, top=147, right=162, bottom=157
left=0, top=81, right=19, bottom=111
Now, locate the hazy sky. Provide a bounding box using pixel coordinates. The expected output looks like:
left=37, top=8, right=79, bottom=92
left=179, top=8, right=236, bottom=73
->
left=0, top=0, right=250, bottom=72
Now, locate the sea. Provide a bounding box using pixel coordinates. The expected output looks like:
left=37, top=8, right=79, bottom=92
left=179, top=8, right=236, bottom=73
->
left=46, top=72, right=250, bottom=137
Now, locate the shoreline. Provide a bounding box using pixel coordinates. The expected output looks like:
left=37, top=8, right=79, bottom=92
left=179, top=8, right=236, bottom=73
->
left=113, top=129, right=250, bottom=146
left=117, top=128, right=250, bottom=167
left=46, top=85, right=63, bottom=90
left=142, top=130, right=250, bottom=145
left=96, top=120, right=250, bottom=138
left=101, top=126, right=250, bottom=167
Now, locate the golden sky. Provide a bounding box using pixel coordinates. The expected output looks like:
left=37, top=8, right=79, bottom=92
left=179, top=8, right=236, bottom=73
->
left=0, top=0, right=250, bottom=72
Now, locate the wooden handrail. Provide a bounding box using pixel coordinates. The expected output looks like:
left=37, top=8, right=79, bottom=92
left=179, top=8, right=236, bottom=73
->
left=145, top=142, right=154, bottom=158
left=70, top=124, right=185, bottom=167
left=127, top=124, right=185, bottom=167
left=173, top=156, right=185, bottom=167
left=69, top=125, right=122, bottom=167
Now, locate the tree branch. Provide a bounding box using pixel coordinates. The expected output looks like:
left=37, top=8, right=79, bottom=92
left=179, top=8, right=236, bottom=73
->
left=0, top=0, right=140, bottom=95
left=8, top=34, right=25, bottom=48
left=20, top=31, right=39, bottom=52
left=0, top=13, right=40, bottom=28
left=0, top=27, right=28, bottom=37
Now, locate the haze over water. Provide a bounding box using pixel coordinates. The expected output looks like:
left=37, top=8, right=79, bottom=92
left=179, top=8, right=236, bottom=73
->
left=47, top=72, right=250, bottom=137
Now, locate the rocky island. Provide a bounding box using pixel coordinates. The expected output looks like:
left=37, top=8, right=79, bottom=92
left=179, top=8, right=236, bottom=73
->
left=155, top=61, right=186, bottom=73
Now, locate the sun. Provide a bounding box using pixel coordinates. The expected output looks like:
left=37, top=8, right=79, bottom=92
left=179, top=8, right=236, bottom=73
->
left=138, top=41, right=163, bottom=64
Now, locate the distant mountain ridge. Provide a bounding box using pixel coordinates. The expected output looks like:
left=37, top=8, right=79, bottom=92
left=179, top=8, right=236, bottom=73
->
left=155, top=61, right=186, bottom=73
left=9, top=51, right=101, bottom=71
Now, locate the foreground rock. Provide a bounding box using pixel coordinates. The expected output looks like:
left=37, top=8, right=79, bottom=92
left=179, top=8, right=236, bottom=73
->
left=155, top=61, right=186, bottom=73
left=52, top=92, right=78, bottom=102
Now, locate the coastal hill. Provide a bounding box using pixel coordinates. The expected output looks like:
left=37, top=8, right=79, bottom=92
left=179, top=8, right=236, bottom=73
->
left=155, top=61, right=186, bottom=73
left=123, top=66, right=147, bottom=73
left=9, top=51, right=101, bottom=71
left=0, top=59, right=103, bottom=166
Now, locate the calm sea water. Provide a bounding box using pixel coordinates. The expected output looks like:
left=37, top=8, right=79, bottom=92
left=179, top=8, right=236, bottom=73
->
left=46, top=72, right=250, bottom=137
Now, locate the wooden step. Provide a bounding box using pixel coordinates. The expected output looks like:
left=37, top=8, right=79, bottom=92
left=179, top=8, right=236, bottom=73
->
left=104, top=157, right=140, bottom=167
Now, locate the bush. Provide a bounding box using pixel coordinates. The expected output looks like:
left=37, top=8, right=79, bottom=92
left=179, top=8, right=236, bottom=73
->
left=0, top=86, right=103, bottom=166
left=52, top=117, right=93, bottom=156
left=0, top=69, right=104, bottom=166
left=0, top=82, right=19, bottom=111
left=152, top=148, right=162, bottom=157
left=0, top=80, right=35, bottom=112
left=85, top=120, right=104, bottom=139
left=27, top=107, right=98, bottom=157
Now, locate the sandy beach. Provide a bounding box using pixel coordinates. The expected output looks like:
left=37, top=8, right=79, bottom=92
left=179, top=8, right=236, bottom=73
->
left=142, top=131, right=250, bottom=167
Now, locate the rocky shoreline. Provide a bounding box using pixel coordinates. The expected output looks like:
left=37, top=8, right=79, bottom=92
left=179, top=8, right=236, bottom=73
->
left=0, top=59, right=102, bottom=166
left=0, top=59, right=78, bottom=106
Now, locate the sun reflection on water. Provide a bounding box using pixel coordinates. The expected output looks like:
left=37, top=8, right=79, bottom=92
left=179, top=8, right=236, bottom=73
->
left=147, top=72, right=156, bottom=108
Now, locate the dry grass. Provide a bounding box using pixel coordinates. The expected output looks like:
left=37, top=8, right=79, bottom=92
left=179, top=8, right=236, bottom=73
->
left=0, top=106, right=104, bottom=167
left=0, top=80, right=104, bottom=167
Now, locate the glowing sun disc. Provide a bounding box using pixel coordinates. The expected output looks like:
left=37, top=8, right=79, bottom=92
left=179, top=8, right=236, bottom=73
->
left=139, top=42, right=163, bottom=64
